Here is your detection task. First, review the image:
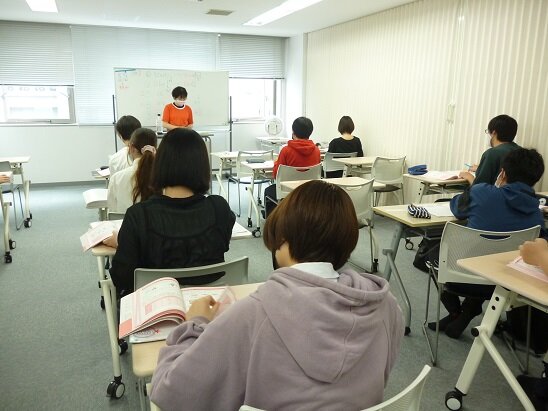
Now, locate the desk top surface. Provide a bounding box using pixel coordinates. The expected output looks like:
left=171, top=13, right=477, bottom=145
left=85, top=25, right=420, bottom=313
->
left=0, top=156, right=31, bottom=164
left=211, top=151, right=278, bottom=160
left=537, top=191, right=548, bottom=197
left=281, top=177, right=384, bottom=190
left=457, top=250, right=548, bottom=306
left=131, top=282, right=263, bottom=377
left=241, top=160, right=274, bottom=170
left=373, top=203, right=457, bottom=227
left=404, top=173, right=467, bottom=185
left=331, top=156, right=377, bottom=166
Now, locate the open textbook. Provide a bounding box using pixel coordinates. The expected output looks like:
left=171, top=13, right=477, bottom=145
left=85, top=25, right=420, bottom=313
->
left=119, top=277, right=236, bottom=343
left=80, top=219, right=123, bottom=251
left=507, top=257, right=548, bottom=284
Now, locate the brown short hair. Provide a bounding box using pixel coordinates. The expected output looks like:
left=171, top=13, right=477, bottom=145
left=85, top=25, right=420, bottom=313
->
left=263, top=180, right=359, bottom=270
left=338, top=116, right=355, bottom=134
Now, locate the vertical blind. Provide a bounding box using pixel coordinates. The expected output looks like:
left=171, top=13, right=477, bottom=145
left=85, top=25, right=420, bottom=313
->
left=219, top=34, right=285, bottom=78
left=0, top=21, right=74, bottom=85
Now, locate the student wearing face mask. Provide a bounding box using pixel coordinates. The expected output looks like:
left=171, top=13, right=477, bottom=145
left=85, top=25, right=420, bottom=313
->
left=162, top=86, right=194, bottom=130
left=428, top=148, right=546, bottom=339
left=459, top=114, right=521, bottom=185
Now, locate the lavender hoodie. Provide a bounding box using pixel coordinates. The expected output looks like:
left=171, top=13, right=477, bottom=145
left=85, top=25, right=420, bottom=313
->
left=150, top=267, right=404, bottom=411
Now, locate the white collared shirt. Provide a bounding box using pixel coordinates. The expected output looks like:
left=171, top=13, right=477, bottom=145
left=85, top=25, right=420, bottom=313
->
left=291, top=262, right=340, bottom=281
left=108, top=146, right=133, bottom=175
left=107, top=157, right=140, bottom=213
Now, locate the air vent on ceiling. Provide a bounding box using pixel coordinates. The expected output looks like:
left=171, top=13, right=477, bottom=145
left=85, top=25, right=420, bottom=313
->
left=206, top=9, right=234, bottom=16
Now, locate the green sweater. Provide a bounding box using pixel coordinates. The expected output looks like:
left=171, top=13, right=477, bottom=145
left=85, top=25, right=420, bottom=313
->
left=474, top=141, right=520, bottom=185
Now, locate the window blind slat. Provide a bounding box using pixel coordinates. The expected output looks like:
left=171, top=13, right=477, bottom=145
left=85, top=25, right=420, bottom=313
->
left=0, top=21, right=74, bottom=85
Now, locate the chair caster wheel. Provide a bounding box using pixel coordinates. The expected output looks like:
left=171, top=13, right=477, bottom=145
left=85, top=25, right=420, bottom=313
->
left=4, top=253, right=12, bottom=263
left=445, top=390, right=463, bottom=410
left=107, top=379, right=125, bottom=399
left=9, top=239, right=16, bottom=250
left=247, top=218, right=253, bottom=228
left=100, top=296, right=105, bottom=310
left=118, top=339, right=128, bottom=355
left=405, top=239, right=414, bottom=250
left=404, top=326, right=411, bottom=335
left=24, top=219, right=31, bottom=228
left=252, top=229, right=261, bottom=238
left=30, top=213, right=33, bottom=219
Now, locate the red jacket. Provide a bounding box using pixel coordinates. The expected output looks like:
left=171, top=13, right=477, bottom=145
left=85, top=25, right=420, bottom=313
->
left=273, top=139, right=321, bottom=178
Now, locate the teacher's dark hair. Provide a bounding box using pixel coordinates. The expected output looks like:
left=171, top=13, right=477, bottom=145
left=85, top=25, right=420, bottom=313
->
left=152, top=129, right=210, bottom=194
left=263, top=180, right=358, bottom=270
left=171, top=86, right=188, bottom=99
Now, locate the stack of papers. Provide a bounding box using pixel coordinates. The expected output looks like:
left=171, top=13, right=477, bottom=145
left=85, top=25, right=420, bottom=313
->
left=422, top=170, right=462, bottom=180
left=422, top=203, right=455, bottom=217
left=507, top=257, right=548, bottom=284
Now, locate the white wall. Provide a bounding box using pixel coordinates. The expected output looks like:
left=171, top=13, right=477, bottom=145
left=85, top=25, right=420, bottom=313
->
left=284, top=35, right=306, bottom=138
left=0, top=123, right=266, bottom=184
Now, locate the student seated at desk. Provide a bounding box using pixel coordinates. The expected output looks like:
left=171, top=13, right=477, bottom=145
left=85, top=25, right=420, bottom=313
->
left=107, top=128, right=157, bottom=214
left=109, top=115, right=142, bottom=175
left=151, top=180, right=404, bottom=411
left=518, top=238, right=548, bottom=406
left=109, top=128, right=235, bottom=297
left=326, top=115, right=364, bottom=178
left=459, top=114, right=521, bottom=185
left=263, top=117, right=321, bottom=217
left=430, top=148, right=546, bottom=339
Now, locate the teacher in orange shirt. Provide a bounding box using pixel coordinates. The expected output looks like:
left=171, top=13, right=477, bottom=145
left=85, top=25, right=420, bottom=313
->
left=162, top=86, right=194, bottom=130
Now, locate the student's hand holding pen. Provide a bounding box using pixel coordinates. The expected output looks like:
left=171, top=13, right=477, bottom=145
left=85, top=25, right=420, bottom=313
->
left=186, top=296, right=220, bottom=322
left=464, top=163, right=478, bottom=172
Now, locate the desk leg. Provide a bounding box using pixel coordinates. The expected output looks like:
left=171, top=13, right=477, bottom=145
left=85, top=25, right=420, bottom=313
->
left=1, top=192, right=13, bottom=263
left=246, top=172, right=261, bottom=236
left=382, top=223, right=411, bottom=334
left=216, top=159, right=228, bottom=200
left=446, top=287, right=535, bottom=411
left=417, top=182, right=428, bottom=203
left=17, top=164, right=32, bottom=224
left=100, top=279, right=126, bottom=399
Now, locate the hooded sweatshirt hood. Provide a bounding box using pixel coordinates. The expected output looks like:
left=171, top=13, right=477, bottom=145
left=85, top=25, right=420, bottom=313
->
left=255, top=267, right=397, bottom=383
left=287, top=139, right=317, bottom=156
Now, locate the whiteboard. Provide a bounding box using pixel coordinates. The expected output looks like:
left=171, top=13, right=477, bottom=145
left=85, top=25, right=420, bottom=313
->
left=114, top=68, right=229, bottom=127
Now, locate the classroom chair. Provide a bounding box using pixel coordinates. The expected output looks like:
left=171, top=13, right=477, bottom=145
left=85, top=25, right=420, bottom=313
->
left=371, top=157, right=405, bottom=206
left=237, top=365, right=431, bottom=411
left=275, top=164, right=322, bottom=201
left=0, top=161, right=23, bottom=230
left=338, top=179, right=379, bottom=272
left=423, top=222, right=540, bottom=365
left=229, top=150, right=274, bottom=217
left=322, top=152, right=357, bottom=178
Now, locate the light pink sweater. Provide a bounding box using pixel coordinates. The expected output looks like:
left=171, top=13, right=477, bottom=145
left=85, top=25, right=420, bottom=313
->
left=151, top=267, right=404, bottom=411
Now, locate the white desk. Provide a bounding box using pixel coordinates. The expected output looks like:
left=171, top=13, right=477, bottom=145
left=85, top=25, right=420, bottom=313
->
left=0, top=156, right=32, bottom=228
left=332, top=156, right=377, bottom=176
left=0, top=172, right=15, bottom=263
left=241, top=160, right=274, bottom=237
left=373, top=204, right=457, bottom=334
left=257, top=136, right=289, bottom=152
left=281, top=176, right=385, bottom=191
left=447, top=251, right=548, bottom=411
left=405, top=173, right=468, bottom=203
left=83, top=188, right=108, bottom=221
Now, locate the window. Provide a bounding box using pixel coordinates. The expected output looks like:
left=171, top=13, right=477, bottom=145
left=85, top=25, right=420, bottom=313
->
left=0, top=85, right=75, bottom=124
left=229, top=79, right=282, bottom=122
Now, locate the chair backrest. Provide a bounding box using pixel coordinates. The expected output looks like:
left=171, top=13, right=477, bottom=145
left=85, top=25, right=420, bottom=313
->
left=337, top=179, right=375, bottom=225
left=134, top=256, right=249, bottom=290
left=323, top=152, right=357, bottom=176
left=235, top=150, right=274, bottom=179
left=362, top=365, right=431, bottom=411
left=371, top=157, right=406, bottom=185
left=438, top=222, right=540, bottom=285
left=276, top=164, right=322, bottom=199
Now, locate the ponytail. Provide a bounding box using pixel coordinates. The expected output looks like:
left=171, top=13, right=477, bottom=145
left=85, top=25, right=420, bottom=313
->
left=129, top=128, right=158, bottom=204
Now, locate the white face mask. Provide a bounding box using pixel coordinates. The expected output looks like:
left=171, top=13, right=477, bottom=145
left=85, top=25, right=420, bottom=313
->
left=494, top=171, right=502, bottom=188
left=174, top=99, right=186, bottom=107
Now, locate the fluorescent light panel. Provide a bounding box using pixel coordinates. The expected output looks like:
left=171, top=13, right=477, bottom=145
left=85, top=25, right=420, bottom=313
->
left=244, top=0, right=324, bottom=26
left=26, top=0, right=58, bottom=13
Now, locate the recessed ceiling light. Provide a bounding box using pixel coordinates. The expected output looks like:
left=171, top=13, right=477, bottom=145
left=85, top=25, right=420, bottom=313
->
left=244, top=0, right=324, bottom=26
left=26, top=0, right=58, bottom=13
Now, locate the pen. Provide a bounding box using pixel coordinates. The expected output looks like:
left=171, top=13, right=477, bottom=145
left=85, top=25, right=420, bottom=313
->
left=464, top=163, right=472, bottom=168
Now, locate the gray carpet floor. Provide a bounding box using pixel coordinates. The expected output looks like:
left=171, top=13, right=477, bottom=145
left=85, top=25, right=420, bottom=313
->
left=0, top=182, right=542, bottom=411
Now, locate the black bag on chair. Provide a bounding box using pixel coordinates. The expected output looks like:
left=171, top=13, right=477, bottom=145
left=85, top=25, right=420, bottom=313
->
left=413, top=238, right=440, bottom=273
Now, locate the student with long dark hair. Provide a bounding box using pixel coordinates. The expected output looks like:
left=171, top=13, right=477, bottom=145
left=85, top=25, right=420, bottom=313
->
left=107, top=127, right=157, bottom=213
left=109, top=128, right=235, bottom=296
